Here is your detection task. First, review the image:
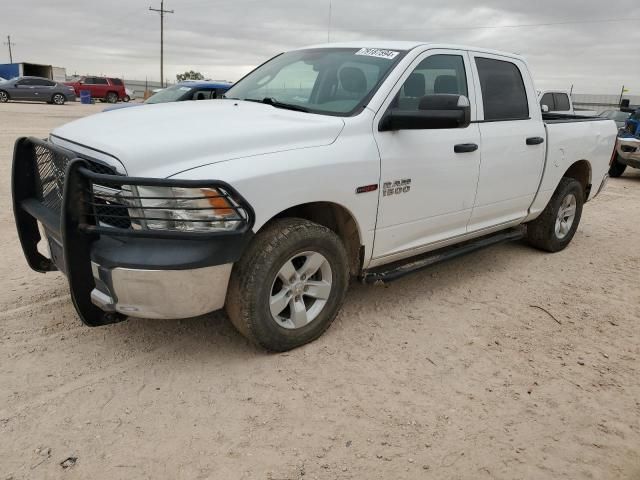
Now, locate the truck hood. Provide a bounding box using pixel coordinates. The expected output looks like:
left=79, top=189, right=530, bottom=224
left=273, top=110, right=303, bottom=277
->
left=51, top=99, right=345, bottom=177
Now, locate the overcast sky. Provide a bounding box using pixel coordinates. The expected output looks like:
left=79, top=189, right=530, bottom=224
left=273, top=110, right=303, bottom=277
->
left=1, top=0, right=639, bottom=93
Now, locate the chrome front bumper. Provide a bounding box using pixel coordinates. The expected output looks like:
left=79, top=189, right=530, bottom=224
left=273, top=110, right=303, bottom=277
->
left=616, top=137, right=640, bottom=167
left=13, top=137, right=254, bottom=327
left=90, top=262, right=233, bottom=319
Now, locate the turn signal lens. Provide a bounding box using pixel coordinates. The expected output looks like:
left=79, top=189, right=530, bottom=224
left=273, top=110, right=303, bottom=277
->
left=201, top=188, right=235, bottom=217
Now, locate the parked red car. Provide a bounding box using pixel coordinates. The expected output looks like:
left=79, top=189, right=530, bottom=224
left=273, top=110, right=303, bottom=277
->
left=65, top=76, right=126, bottom=103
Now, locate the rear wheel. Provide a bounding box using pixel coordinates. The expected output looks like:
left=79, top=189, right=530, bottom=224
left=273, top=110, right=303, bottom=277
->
left=608, top=155, right=627, bottom=177
left=123, top=94, right=131, bottom=102
left=51, top=93, right=66, bottom=105
left=0, top=90, right=8, bottom=103
left=105, top=92, right=118, bottom=103
left=526, top=177, right=584, bottom=252
left=226, top=218, right=350, bottom=351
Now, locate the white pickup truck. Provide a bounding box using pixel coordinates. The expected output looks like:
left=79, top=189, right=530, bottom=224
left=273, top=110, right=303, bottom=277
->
left=538, top=89, right=598, bottom=117
left=13, top=42, right=616, bottom=351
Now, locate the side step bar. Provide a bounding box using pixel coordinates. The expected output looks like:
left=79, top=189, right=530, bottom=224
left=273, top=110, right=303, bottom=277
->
left=362, top=228, right=525, bottom=284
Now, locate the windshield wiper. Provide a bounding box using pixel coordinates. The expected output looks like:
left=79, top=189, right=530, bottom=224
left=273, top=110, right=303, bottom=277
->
left=243, top=97, right=310, bottom=113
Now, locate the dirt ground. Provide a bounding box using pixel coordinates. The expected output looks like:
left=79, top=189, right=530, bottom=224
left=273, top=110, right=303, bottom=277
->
left=0, top=101, right=639, bottom=480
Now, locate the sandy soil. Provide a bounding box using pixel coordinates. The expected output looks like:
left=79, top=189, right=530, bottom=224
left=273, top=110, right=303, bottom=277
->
left=1, top=101, right=639, bottom=480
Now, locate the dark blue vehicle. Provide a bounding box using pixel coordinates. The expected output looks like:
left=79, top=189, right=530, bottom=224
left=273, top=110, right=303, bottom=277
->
left=622, top=108, right=640, bottom=137
left=103, top=80, right=232, bottom=112
left=610, top=106, right=640, bottom=177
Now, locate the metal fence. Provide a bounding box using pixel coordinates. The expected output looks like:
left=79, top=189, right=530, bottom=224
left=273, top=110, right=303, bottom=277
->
left=572, top=94, right=640, bottom=114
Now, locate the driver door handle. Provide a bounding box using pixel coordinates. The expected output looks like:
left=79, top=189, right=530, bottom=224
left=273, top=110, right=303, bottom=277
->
left=526, top=136, right=545, bottom=145
left=454, top=143, right=478, bottom=153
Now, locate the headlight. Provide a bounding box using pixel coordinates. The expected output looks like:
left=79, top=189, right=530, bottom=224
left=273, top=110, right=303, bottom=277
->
left=124, top=185, right=246, bottom=232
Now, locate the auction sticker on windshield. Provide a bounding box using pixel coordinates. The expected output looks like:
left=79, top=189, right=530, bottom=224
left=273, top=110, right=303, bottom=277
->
left=355, top=48, right=400, bottom=59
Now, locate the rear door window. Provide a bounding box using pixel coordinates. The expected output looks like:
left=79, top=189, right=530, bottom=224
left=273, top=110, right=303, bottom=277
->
left=31, top=78, right=55, bottom=87
left=109, top=78, right=123, bottom=86
left=553, top=93, right=570, bottom=111
left=475, top=57, right=529, bottom=121
left=192, top=89, right=215, bottom=100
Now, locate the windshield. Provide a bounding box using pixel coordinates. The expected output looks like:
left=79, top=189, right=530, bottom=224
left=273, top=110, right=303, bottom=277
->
left=144, top=84, right=193, bottom=104
left=224, top=47, right=405, bottom=116
left=612, top=111, right=631, bottom=122
left=601, top=110, right=631, bottom=122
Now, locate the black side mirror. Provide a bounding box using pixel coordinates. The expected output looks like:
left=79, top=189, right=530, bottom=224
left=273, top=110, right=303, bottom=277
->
left=379, top=94, right=471, bottom=131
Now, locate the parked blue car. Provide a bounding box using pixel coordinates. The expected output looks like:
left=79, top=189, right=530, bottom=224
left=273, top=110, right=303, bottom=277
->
left=103, top=80, right=232, bottom=112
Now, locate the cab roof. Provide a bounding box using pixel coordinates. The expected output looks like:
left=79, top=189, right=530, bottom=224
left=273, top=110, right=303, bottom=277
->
left=295, top=41, right=524, bottom=61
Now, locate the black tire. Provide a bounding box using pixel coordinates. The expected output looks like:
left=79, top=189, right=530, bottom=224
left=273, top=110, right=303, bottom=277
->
left=526, top=177, right=584, bottom=253
left=226, top=218, right=350, bottom=352
left=105, top=92, right=118, bottom=103
left=0, top=90, right=8, bottom=103
left=123, top=95, right=131, bottom=103
left=51, top=93, right=66, bottom=105
left=608, top=155, right=627, bottom=178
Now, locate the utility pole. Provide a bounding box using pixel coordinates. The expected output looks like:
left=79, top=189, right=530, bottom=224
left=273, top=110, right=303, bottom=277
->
left=4, top=35, right=15, bottom=63
left=149, top=1, right=174, bottom=88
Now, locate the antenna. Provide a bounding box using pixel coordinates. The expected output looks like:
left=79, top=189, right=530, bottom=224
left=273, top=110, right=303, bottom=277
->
left=327, top=0, right=332, bottom=43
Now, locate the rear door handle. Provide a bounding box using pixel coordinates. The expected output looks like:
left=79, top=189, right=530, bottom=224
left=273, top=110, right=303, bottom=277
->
left=454, top=143, right=478, bottom=153
left=526, top=137, right=545, bottom=145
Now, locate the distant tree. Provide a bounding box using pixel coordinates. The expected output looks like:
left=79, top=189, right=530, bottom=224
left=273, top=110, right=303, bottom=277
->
left=176, top=70, right=205, bottom=82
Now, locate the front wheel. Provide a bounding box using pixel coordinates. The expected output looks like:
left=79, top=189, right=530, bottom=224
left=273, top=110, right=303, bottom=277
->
left=51, top=93, right=66, bottom=105
left=226, top=218, right=350, bottom=351
left=526, top=177, right=584, bottom=252
left=608, top=155, right=627, bottom=178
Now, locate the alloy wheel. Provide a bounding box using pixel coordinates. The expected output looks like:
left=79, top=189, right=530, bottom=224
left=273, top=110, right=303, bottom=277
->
left=269, top=251, right=333, bottom=330
left=555, top=193, right=577, bottom=239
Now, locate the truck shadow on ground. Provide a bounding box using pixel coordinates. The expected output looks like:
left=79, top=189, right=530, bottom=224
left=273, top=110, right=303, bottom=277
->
left=89, top=239, right=539, bottom=358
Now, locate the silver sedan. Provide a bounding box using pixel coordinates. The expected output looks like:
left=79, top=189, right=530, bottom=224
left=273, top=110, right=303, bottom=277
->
left=0, top=76, right=76, bottom=105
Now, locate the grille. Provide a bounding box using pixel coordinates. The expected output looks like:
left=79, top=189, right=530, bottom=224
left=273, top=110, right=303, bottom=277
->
left=33, top=142, right=130, bottom=229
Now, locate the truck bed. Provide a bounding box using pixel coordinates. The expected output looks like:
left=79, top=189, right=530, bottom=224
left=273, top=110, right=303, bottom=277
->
left=542, top=113, right=608, bottom=124
left=526, top=115, right=617, bottom=220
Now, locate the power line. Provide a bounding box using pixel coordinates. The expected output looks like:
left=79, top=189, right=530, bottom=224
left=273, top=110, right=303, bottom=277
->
left=149, top=0, right=174, bottom=88
left=168, top=16, right=640, bottom=34
left=4, top=35, right=15, bottom=63
left=347, top=16, right=640, bottom=32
